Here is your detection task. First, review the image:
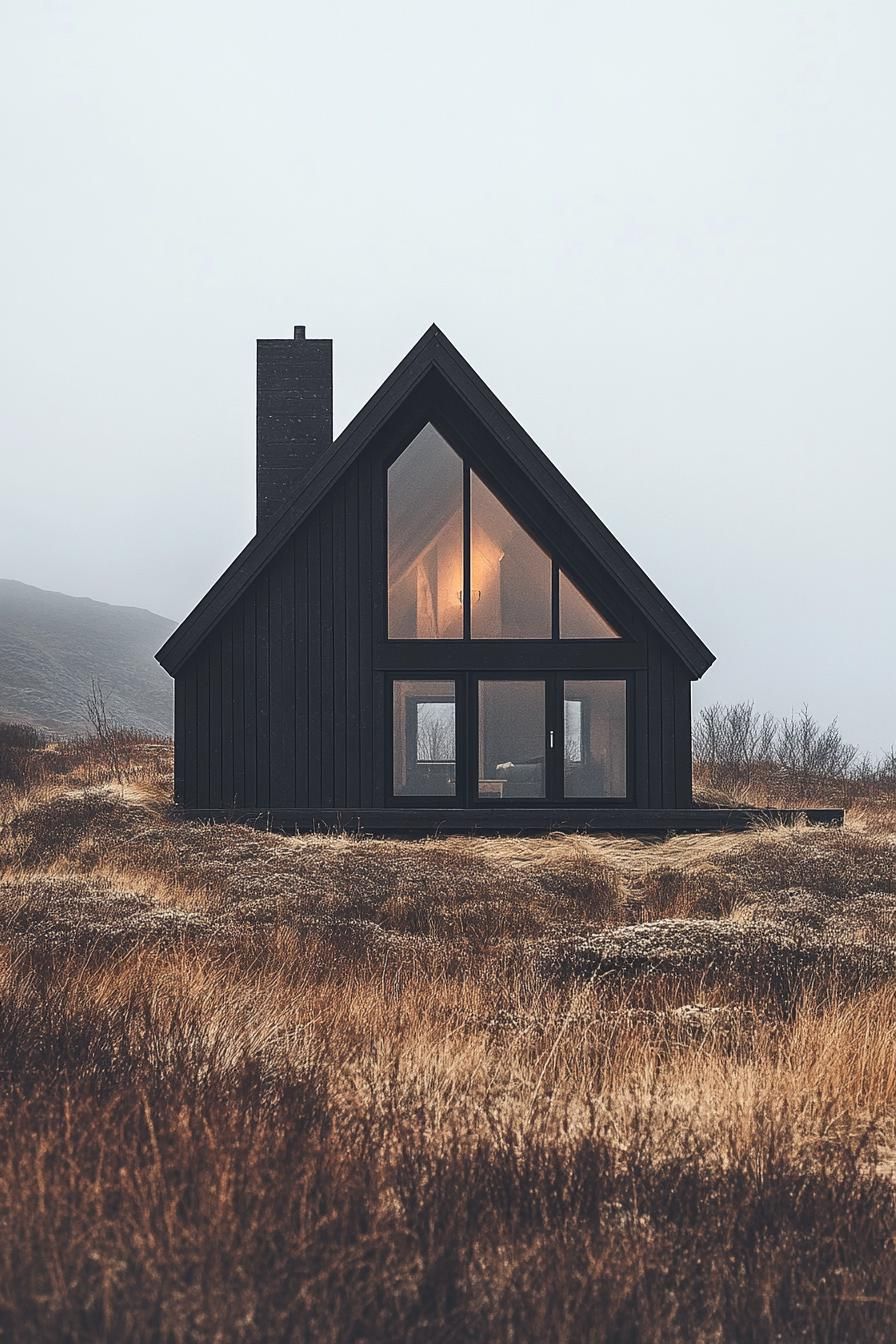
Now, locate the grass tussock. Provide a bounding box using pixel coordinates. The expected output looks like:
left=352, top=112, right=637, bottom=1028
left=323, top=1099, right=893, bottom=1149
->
left=0, top=727, right=896, bottom=1340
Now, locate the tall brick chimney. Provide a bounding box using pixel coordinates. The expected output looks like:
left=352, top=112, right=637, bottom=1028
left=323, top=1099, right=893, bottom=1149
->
left=256, top=325, right=333, bottom=532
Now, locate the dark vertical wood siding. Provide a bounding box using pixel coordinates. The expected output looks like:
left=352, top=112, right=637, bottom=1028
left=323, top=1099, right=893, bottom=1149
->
left=633, top=641, right=693, bottom=809
left=177, top=456, right=378, bottom=810
left=672, top=660, right=694, bottom=807
left=175, top=450, right=693, bottom=814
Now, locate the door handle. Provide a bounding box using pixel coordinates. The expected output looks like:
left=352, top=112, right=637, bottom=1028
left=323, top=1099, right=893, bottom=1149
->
left=549, top=730, right=555, bottom=749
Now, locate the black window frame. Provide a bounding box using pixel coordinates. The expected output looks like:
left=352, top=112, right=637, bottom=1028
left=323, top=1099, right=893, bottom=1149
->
left=387, top=672, right=634, bottom=807
left=385, top=423, right=626, bottom=646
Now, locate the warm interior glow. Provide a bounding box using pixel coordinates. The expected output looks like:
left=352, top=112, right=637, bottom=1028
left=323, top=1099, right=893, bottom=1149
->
left=469, top=527, right=506, bottom=636
left=387, top=426, right=463, bottom=639
left=388, top=427, right=617, bottom=642
left=470, top=473, right=551, bottom=638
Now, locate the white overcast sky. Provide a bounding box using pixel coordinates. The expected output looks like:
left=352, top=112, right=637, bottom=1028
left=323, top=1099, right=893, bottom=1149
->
left=1, top=1, right=893, bottom=754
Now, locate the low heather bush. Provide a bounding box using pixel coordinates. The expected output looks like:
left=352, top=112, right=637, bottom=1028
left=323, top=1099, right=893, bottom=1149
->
left=0, top=734, right=894, bottom=1340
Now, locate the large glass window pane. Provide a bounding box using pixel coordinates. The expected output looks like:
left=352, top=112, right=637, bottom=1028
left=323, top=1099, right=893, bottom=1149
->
left=388, top=426, right=463, bottom=639
left=392, top=680, right=456, bottom=796
left=563, top=680, right=627, bottom=798
left=478, top=680, right=545, bottom=798
left=470, top=473, right=551, bottom=638
left=559, top=571, right=620, bottom=639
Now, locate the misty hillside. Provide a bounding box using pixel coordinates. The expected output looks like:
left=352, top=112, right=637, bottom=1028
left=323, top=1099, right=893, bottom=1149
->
left=0, top=580, right=175, bottom=736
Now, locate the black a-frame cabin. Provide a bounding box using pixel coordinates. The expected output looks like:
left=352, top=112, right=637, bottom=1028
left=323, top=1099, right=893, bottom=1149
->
left=157, top=325, right=839, bottom=833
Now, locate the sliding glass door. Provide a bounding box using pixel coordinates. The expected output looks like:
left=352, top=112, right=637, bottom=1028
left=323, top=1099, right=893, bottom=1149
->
left=390, top=675, right=629, bottom=804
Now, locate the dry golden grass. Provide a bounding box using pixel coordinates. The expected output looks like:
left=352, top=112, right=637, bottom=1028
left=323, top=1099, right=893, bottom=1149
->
left=0, top=737, right=895, bottom=1340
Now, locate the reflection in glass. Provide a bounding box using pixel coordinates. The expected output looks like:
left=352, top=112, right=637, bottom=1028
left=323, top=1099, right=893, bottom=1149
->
left=393, top=680, right=456, bottom=796
left=559, top=571, right=620, bottom=639
left=478, top=680, right=545, bottom=798
left=471, top=473, right=551, bottom=639
left=563, top=680, right=626, bottom=797
left=388, top=426, right=463, bottom=639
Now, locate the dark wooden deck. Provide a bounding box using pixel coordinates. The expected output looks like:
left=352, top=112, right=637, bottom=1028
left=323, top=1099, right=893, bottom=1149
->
left=177, top=806, right=844, bottom=835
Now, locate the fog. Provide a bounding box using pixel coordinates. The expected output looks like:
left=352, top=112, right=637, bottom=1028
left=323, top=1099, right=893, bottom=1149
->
left=1, top=1, right=893, bottom=754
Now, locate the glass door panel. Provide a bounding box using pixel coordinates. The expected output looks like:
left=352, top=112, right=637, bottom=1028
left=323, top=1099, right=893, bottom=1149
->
left=563, top=679, right=627, bottom=798
left=393, top=680, right=456, bottom=797
left=391, top=677, right=628, bottom=806
left=477, top=679, right=546, bottom=799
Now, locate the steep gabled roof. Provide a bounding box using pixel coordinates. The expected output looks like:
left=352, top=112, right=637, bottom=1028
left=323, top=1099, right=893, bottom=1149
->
left=157, top=325, right=715, bottom=677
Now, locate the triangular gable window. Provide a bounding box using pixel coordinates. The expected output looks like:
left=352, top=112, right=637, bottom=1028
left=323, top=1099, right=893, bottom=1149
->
left=388, top=425, right=463, bottom=639
left=387, top=424, right=621, bottom=640
left=470, top=471, right=551, bottom=639
left=559, top=571, right=620, bottom=639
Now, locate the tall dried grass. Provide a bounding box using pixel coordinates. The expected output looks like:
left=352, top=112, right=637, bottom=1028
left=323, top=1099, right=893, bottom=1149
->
left=0, top=727, right=895, bottom=1340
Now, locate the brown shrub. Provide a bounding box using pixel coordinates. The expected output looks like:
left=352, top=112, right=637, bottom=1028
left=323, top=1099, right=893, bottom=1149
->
left=1, top=737, right=895, bottom=1340
left=1, top=947, right=895, bottom=1343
